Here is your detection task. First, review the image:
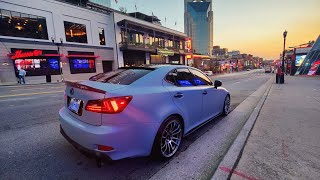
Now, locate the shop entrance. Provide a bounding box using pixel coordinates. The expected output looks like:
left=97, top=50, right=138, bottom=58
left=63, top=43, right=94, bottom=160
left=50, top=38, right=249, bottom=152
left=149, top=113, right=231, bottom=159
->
left=123, top=50, right=146, bottom=67
left=102, top=61, right=113, bottom=73
left=169, top=54, right=181, bottom=64
left=150, top=54, right=166, bottom=64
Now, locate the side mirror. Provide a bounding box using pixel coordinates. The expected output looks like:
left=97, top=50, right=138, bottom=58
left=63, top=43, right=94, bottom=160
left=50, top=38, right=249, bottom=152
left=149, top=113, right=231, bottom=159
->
left=214, top=80, right=222, bottom=88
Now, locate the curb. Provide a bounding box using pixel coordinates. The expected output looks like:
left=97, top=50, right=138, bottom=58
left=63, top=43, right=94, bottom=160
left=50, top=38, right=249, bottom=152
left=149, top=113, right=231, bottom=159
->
left=211, top=77, right=273, bottom=180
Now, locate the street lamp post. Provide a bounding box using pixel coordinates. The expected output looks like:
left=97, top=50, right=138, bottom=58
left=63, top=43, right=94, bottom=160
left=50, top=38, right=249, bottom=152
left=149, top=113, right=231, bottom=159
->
left=52, top=38, right=64, bottom=82
left=282, top=30, right=287, bottom=75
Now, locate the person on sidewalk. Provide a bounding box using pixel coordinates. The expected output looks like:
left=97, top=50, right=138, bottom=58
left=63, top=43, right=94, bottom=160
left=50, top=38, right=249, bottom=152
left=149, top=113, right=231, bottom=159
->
left=18, top=68, right=27, bottom=84
left=276, top=65, right=283, bottom=84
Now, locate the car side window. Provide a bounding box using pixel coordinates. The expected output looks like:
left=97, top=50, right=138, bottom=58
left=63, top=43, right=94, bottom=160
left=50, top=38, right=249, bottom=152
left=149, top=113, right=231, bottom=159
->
left=165, top=68, right=195, bottom=87
left=189, top=68, right=213, bottom=86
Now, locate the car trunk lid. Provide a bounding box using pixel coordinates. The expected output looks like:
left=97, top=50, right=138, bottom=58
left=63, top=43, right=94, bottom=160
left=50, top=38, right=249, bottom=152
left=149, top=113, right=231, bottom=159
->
left=64, top=81, right=125, bottom=126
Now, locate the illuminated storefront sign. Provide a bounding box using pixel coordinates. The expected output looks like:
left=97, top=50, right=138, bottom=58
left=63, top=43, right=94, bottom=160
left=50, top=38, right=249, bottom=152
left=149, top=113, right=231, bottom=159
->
left=11, top=50, right=43, bottom=60
left=10, top=49, right=61, bottom=76
left=186, top=38, right=192, bottom=52
left=186, top=54, right=192, bottom=59
left=157, top=48, right=174, bottom=56
left=8, top=49, right=62, bottom=60
left=307, top=60, right=320, bottom=76
left=67, top=51, right=97, bottom=74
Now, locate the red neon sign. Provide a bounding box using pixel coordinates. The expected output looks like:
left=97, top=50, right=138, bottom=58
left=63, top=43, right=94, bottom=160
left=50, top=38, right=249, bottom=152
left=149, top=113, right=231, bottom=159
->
left=186, top=38, right=192, bottom=51
left=11, top=50, right=43, bottom=59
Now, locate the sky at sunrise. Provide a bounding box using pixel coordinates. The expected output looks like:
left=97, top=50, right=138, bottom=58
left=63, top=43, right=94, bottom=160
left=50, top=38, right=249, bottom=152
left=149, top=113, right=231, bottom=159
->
left=112, top=0, right=320, bottom=59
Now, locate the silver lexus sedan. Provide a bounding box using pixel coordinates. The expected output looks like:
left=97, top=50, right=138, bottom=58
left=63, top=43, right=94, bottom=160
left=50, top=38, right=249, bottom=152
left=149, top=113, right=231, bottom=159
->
left=59, top=65, right=230, bottom=161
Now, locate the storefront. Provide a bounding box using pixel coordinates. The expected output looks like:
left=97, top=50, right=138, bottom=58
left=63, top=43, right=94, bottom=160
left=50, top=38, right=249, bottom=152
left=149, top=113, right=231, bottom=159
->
left=8, top=49, right=62, bottom=78
left=122, top=50, right=146, bottom=67
left=66, top=51, right=99, bottom=74
left=114, top=12, right=190, bottom=68
left=0, top=0, right=116, bottom=84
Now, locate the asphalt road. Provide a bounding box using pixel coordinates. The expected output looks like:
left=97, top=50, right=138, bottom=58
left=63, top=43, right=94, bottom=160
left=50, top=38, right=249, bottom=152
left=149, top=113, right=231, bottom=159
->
left=0, top=70, right=273, bottom=179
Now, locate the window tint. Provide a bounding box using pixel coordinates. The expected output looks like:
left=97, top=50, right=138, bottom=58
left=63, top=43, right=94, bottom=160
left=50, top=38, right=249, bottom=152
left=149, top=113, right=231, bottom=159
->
left=166, top=68, right=195, bottom=87
left=98, top=27, right=105, bottom=45
left=90, top=69, right=153, bottom=85
left=64, top=21, right=87, bottom=43
left=0, top=9, right=48, bottom=40
left=189, top=68, right=213, bottom=86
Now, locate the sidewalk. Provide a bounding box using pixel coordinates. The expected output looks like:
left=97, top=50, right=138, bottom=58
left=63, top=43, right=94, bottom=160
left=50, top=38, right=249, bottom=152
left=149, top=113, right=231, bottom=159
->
left=231, top=76, right=320, bottom=180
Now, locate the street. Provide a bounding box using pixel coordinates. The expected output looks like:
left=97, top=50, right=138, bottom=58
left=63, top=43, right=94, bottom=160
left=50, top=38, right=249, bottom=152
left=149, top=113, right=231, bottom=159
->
left=0, top=70, right=272, bottom=179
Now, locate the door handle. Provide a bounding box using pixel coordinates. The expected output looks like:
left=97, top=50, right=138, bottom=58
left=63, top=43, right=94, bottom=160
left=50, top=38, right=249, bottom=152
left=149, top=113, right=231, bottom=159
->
left=174, top=92, right=184, bottom=98
left=202, top=90, right=208, bottom=95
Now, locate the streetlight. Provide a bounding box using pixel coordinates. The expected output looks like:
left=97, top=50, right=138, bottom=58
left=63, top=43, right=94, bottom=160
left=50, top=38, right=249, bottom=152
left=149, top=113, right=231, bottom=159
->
left=282, top=30, right=287, bottom=75
left=279, top=30, right=288, bottom=83
left=51, top=37, right=64, bottom=82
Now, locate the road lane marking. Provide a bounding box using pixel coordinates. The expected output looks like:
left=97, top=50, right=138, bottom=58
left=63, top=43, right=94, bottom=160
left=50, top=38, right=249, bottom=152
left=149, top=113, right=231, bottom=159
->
left=10, top=86, right=64, bottom=92
left=0, top=91, right=64, bottom=98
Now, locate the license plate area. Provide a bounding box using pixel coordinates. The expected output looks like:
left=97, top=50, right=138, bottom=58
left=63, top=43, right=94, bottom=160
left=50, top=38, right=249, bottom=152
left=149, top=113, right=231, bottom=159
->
left=67, top=97, right=84, bottom=116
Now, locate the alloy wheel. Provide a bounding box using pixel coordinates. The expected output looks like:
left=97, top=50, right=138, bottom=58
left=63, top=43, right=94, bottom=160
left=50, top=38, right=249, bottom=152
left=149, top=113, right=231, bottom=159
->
left=224, top=96, right=230, bottom=114
left=160, top=120, right=182, bottom=158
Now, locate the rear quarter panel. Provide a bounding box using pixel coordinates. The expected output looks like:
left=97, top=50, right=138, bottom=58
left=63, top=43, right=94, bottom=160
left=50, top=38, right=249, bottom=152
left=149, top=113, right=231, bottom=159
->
left=101, top=86, right=182, bottom=125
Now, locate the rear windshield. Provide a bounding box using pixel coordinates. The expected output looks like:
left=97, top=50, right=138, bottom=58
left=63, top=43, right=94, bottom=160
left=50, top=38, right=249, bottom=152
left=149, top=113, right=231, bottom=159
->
left=89, top=69, right=153, bottom=85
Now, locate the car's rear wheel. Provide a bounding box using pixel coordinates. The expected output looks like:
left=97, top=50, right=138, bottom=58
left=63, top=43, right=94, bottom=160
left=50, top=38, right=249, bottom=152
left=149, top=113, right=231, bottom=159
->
left=223, top=95, right=230, bottom=116
left=152, top=116, right=183, bottom=159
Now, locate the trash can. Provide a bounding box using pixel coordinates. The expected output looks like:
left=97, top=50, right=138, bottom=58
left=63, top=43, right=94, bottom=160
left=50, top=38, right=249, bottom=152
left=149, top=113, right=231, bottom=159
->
left=46, top=75, right=52, bottom=83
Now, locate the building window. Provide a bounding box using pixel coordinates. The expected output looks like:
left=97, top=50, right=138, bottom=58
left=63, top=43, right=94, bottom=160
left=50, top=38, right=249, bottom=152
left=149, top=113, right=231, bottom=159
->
left=69, top=58, right=96, bottom=74
left=98, top=27, right=105, bottom=45
left=64, top=21, right=87, bottom=43
left=0, top=9, right=48, bottom=40
left=68, top=51, right=96, bottom=74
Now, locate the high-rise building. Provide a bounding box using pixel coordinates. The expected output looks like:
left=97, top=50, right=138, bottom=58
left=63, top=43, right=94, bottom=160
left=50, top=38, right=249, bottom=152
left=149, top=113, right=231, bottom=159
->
left=184, top=0, right=213, bottom=55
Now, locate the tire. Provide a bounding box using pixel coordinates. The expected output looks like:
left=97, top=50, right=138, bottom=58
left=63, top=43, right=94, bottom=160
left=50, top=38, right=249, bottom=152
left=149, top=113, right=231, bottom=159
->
left=151, top=116, right=183, bottom=160
left=222, top=95, right=231, bottom=116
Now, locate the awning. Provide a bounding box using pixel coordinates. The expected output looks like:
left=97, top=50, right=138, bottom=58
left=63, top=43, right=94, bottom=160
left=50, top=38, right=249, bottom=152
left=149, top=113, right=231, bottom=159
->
left=66, top=55, right=100, bottom=58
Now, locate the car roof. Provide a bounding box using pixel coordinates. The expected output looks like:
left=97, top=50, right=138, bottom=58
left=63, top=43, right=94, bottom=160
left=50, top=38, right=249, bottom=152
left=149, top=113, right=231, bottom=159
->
left=120, top=64, right=189, bottom=71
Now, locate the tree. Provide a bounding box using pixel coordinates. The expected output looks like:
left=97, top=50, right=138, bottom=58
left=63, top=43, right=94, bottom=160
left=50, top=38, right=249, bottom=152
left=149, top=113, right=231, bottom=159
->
left=119, top=7, right=127, bottom=13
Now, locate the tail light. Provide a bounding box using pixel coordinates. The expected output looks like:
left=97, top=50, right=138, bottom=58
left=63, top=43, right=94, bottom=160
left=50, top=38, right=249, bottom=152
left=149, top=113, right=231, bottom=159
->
left=85, top=96, right=133, bottom=114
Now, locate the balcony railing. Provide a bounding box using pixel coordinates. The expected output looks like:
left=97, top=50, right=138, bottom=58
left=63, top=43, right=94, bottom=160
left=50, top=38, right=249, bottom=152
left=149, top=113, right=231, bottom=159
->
left=119, top=41, right=186, bottom=52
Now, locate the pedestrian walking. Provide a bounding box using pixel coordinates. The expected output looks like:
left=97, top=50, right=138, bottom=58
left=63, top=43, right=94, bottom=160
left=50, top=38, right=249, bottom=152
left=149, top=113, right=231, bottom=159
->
left=276, top=66, right=283, bottom=84
left=18, top=68, right=27, bottom=84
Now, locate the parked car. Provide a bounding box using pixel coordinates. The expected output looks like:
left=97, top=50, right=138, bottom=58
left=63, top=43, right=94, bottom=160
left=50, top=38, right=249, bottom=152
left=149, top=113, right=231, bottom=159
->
left=265, top=65, right=272, bottom=73
left=59, top=65, right=230, bottom=161
left=204, top=70, right=213, bottom=76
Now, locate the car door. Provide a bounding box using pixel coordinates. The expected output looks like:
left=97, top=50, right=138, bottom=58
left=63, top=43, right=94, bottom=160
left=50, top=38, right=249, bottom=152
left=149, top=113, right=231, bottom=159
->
left=163, top=68, right=204, bottom=132
left=189, top=68, right=221, bottom=122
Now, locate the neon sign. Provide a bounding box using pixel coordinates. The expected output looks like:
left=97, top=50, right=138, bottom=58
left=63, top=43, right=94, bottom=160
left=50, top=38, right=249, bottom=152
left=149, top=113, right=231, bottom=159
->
left=11, top=50, right=43, bottom=59
left=186, top=38, right=192, bottom=52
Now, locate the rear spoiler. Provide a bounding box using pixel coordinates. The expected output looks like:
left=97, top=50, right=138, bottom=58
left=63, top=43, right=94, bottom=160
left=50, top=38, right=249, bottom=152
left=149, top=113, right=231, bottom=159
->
left=65, top=81, right=106, bottom=94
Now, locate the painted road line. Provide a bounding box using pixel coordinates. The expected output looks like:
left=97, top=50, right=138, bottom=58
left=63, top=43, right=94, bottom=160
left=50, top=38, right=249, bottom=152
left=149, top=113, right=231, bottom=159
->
left=0, top=91, right=64, bottom=98
left=10, top=87, right=64, bottom=92
left=0, top=84, right=65, bottom=89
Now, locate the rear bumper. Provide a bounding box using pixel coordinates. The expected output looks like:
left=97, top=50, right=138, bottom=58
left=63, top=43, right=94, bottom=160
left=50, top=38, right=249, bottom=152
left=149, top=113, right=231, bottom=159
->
left=60, top=125, right=111, bottom=160
left=59, top=107, right=160, bottom=160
